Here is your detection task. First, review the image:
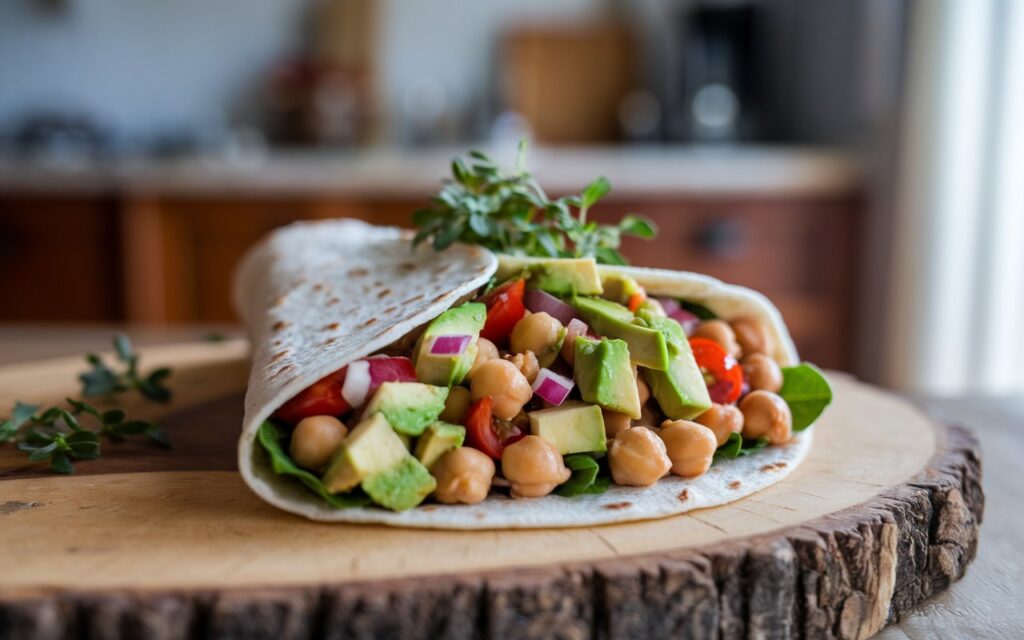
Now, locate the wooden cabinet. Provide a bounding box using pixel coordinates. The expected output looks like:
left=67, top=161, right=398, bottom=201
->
left=0, top=191, right=860, bottom=370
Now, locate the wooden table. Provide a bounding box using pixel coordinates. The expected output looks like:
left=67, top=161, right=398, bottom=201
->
left=0, top=326, right=1017, bottom=639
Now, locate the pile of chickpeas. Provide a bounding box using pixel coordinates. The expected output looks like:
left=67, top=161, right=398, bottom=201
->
left=425, top=306, right=794, bottom=506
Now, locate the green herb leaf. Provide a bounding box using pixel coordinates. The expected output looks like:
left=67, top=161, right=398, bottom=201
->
left=619, top=214, right=658, bottom=239
left=0, top=401, right=39, bottom=442
left=555, top=453, right=611, bottom=497
left=679, top=300, right=718, bottom=320
left=113, top=334, right=134, bottom=364
left=581, top=176, right=611, bottom=209
left=257, top=421, right=370, bottom=508
left=779, top=363, right=833, bottom=431
left=713, top=433, right=770, bottom=462
left=80, top=336, right=173, bottom=403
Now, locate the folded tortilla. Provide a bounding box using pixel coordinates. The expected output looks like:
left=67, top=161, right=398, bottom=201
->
left=235, top=219, right=812, bottom=529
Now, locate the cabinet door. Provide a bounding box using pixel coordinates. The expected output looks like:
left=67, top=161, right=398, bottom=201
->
left=0, top=197, right=121, bottom=321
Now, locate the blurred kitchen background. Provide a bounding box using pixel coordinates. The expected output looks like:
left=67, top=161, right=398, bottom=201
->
left=0, top=0, right=1021, bottom=396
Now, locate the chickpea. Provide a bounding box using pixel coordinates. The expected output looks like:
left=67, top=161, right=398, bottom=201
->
left=739, top=390, right=792, bottom=444
left=659, top=420, right=717, bottom=477
left=602, top=409, right=633, bottom=438
left=560, top=321, right=588, bottom=366
left=636, top=372, right=651, bottom=406
left=467, top=337, right=499, bottom=379
left=431, top=447, right=496, bottom=505
left=692, top=320, right=742, bottom=358
left=289, top=415, right=348, bottom=471
left=742, top=353, right=783, bottom=393
left=506, top=350, right=540, bottom=384
left=501, top=435, right=571, bottom=498
left=470, top=359, right=533, bottom=420
left=695, top=403, right=744, bottom=446
left=440, top=385, right=472, bottom=423
left=731, top=316, right=774, bottom=357
left=510, top=312, right=564, bottom=367
left=608, top=427, right=672, bottom=487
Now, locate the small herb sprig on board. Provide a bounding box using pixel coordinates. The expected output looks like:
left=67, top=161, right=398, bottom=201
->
left=0, top=398, right=169, bottom=474
left=412, top=142, right=657, bottom=265
left=80, top=334, right=173, bottom=403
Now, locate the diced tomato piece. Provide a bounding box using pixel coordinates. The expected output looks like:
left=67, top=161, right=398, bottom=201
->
left=688, top=337, right=744, bottom=405
left=481, top=278, right=526, bottom=343
left=464, top=397, right=504, bottom=459
left=273, top=368, right=351, bottom=424
left=627, top=292, right=646, bottom=312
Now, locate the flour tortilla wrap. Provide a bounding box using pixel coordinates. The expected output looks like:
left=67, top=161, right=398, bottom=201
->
left=235, top=219, right=812, bottom=529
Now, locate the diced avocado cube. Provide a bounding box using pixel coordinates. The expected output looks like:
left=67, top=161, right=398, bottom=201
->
left=321, top=413, right=409, bottom=494
left=414, top=303, right=486, bottom=386
left=573, top=297, right=669, bottom=370
left=574, top=338, right=642, bottom=418
left=363, top=382, right=448, bottom=436
left=362, top=456, right=437, bottom=511
left=495, top=256, right=603, bottom=295
left=414, top=421, right=466, bottom=469
left=529, top=402, right=607, bottom=455
left=638, top=311, right=712, bottom=420
left=600, top=274, right=644, bottom=306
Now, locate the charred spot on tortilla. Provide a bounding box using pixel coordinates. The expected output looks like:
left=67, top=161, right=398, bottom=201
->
left=271, top=364, right=295, bottom=378
left=383, top=306, right=397, bottom=315
left=322, top=337, right=337, bottom=346
left=271, top=320, right=289, bottom=332
left=321, top=322, right=340, bottom=331
left=312, top=283, right=325, bottom=292
left=603, top=502, right=633, bottom=510
left=348, top=268, right=369, bottom=277
left=760, top=462, right=787, bottom=472
left=377, top=289, right=391, bottom=299
left=326, top=298, right=340, bottom=307
left=678, top=489, right=690, bottom=502
left=270, top=351, right=289, bottom=362
left=360, top=318, right=378, bottom=327
left=400, top=262, right=416, bottom=271
left=728, top=480, right=742, bottom=489
left=272, top=294, right=287, bottom=308
left=404, top=293, right=425, bottom=305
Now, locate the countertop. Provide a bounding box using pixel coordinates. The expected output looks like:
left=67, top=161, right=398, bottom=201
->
left=0, top=145, right=862, bottom=199
left=2, top=325, right=1016, bottom=639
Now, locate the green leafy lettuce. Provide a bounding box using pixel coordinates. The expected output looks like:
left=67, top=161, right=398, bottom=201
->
left=778, top=363, right=832, bottom=431
left=713, top=432, right=769, bottom=462
left=555, top=453, right=611, bottom=497
left=257, top=421, right=369, bottom=508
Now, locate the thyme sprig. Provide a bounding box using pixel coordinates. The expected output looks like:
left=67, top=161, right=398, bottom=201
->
left=80, top=334, right=173, bottom=403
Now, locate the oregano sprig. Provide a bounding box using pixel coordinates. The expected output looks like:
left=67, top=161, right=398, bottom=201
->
left=80, top=334, right=173, bottom=403
left=2, top=397, right=170, bottom=474
left=411, top=141, right=657, bottom=265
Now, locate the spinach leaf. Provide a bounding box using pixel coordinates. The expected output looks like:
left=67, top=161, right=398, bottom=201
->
left=779, top=363, right=832, bottom=431
left=713, top=432, right=770, bottom=462
left=257, top=422, right=370, bottom=508
left=679, top=300, right=717, bottom=320
left=556, top=453, right=611, bottom=497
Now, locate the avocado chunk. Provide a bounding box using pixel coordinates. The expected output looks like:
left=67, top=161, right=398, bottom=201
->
left=574, top=337, right=642, bottom=418
left=496, top=256, right=603, bottom=295
left=363, top=382, right=449, bottom=436
left=638, top=311, right=712, bottom=420
left=600, top=274, right=644, bottom=306
left=529, top=402, right=607, bottom=455
left=572, top=297, right=669, bottom=370
left=321, top=413, right=409, bottom=494
left=362, top=456, right=437, bottom=511
left=414, top=303, right=486, bottom=386
left=414, top=421, right=466, bottom=469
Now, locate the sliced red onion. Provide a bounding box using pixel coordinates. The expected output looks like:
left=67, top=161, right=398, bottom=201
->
left=341, top=356, right=416, bottom=407
left=669, top=309, right=701, bottom=336
left=341, top=360, right=371, bottom=406
left=524, top=288, right=579, bottom=326
left=429, top=335, right=472, bottom=356
left=531, top=368, right=575, bottom=406
left=658, top=297, right=681, bottom=315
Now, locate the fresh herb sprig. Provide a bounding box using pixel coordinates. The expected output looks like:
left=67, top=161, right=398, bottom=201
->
left=80, top=334, right=173, bottom=403
left=1, top=397, right=169, bottom=474
left=412, top=142, right=657, bottom=265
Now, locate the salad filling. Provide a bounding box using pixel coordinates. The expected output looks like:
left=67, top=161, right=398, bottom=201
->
left=258, top=259, right=832, bottom=512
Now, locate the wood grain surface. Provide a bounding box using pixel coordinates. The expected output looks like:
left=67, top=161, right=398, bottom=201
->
left=0, top=335, right=984, bottom=639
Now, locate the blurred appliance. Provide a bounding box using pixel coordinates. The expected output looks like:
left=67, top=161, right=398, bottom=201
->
left=501, top=24, right=634, bottom=143
left=671, top=2, right=762, bottom=142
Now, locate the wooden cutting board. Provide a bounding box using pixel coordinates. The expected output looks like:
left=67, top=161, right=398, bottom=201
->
left=0, top=341, right=983, bottom=640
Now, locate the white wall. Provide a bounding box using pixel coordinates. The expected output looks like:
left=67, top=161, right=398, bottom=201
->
left=0, top=0, right=306, bottom=141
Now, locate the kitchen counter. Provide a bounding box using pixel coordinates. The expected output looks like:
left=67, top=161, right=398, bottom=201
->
left=0, top=144, right=861, bottom=199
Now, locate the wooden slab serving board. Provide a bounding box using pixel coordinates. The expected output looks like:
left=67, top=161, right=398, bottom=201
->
left=0, top=341, right=983, bottom=640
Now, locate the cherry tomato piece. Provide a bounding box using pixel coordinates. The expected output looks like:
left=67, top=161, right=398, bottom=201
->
left=273, top=368, right=351, bottom=424
left=627, top=292, right=646, bottom=312
left=480, top=279, right=526, bottom=343
left=464, top=396, right=504, bottom=459
left=688, top=337, right=744, bottom=404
